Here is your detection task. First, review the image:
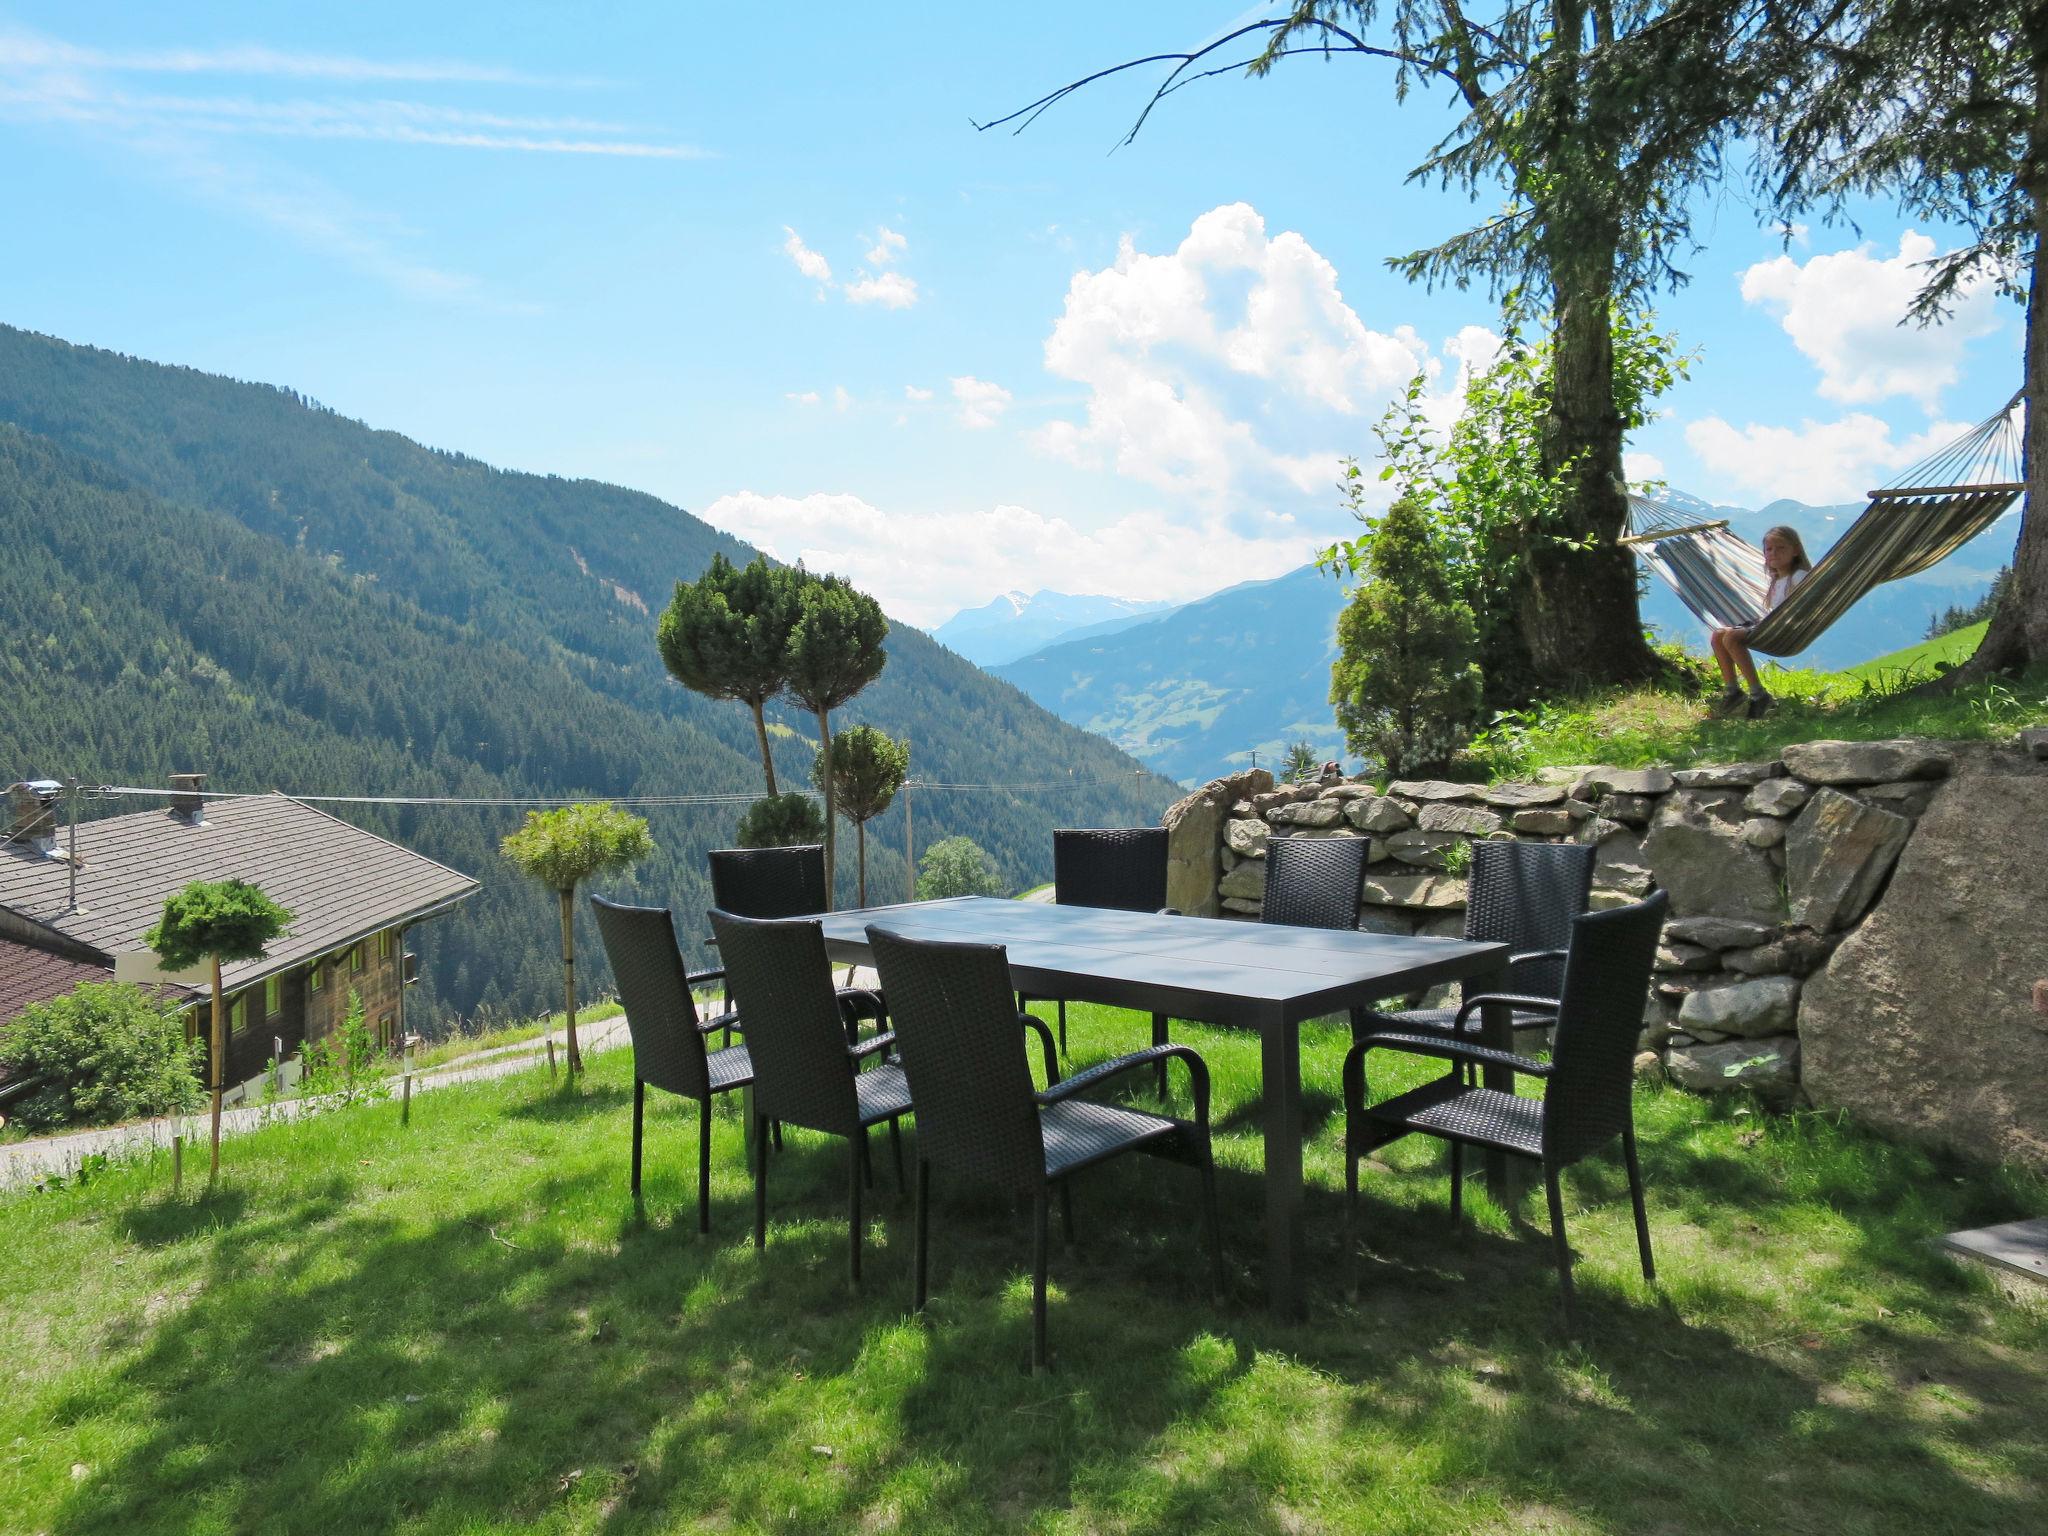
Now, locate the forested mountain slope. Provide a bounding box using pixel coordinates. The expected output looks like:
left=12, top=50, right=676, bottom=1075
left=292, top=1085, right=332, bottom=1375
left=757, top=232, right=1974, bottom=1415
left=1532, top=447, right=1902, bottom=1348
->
left=0, top=326, right=1174, bottom=1027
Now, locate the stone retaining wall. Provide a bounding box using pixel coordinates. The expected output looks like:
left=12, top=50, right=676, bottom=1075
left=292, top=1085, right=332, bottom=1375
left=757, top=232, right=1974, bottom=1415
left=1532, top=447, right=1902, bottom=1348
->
left=1161, top=738, right=1965, bottom=1109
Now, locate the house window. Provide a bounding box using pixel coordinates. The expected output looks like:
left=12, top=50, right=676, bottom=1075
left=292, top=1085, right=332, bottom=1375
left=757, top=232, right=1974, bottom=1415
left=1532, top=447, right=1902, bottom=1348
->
left=230, top=994, right=248, bottom=1034
left=350, top=944, right=365, bottom=974
left=379, top=929, right=395, bottom=961
left=265, top=975, right=282, bottom=1017
left=310, top=962, right=324, bottom=994
left=378, top=1013, right=395, bottom=1048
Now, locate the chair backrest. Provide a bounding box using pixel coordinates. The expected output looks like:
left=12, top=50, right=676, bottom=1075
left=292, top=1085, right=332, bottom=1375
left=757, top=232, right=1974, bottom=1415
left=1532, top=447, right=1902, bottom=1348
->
left=590, top=895, right=712, bottom=1099
left=708, top=908, right=858, bottom=1135
left=1261, top=835, right=1369, bottom=930
left=1052, top=828, right=1168, bottom=913
left=1544, top=889, right=1668, bottom=1167
left=1465, top=840, right=1597, bottom=999
left=865, top=925, right=1044, bottom=1192
left=707, top=845, right=828, bottom=920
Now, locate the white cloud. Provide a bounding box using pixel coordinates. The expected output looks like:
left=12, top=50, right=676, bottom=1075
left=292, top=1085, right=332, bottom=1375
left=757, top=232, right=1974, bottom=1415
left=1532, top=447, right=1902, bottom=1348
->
left=904, top=384, right=933, bottom=402
left=832, top=385, right=852, bottom=412
left=781, top=226, right=832, bottom=285
left=0, top=31, right=594, bottom=86
left=866, top=226, right=907, bottom=265
left=1033, top=202, right=1472, bottom=505
left=784, top=390, right=822, bottom=406
left=1739, top=231, right=2005, bottom=411
left=950, top=375, right=1012, bottom=429
left=1624, top=451, right=1667, bottom=487
left=701, top=490, right=1312, bottom=628
left=1683, top=412, right=1969, bottom=504
left=844, top=270, right=918, bottom=309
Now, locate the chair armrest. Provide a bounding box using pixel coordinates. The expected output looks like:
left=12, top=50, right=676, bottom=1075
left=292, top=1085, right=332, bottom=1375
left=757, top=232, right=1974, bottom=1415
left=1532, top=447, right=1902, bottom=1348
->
left=1156, top=906, right=1182, bottom=917
left=850, top=1030, right=898, bottom=1061
left=684, top=966, right=727, bottom=988
left=836, top=986, right=886, bottom=1016
left=1452, top=992, right=1563, bottom=1032
left=694, top=1009, right=739, bottom=1037
left=1508, top=948, right=1567, bottom=970
left=1038, top=1043, right=1210, bottom=1126
left=1017, top=1012, right=1060, bottom=1089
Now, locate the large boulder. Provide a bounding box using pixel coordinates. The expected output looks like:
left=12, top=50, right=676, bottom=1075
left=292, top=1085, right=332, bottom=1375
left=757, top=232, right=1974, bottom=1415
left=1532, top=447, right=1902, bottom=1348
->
left=1664, top=916, right=1775, bottom=950
left=1358, top=873, right=1468, bottom=910
left=1784, top=787, right=1911, bottom=931
left=1218, top=858, right=1267, bottom=903
left=1672, top=762, right=1784, bottom=789
left=1224, top=816, right=1271, bottom=859
left=1269, top=798, right=1345, bottom=829
left=1485, top=781, right=1566, bottom=809
left=1344, top=796, right=1412, bottom=834
left=1746, top=778, right=1812, bottom=817
left=1386, top=779, right=1485, bottom=803
left=1641, top=788, right=1785, bottom=924
left=1799, top=749, right=2048, bottom=1171
left=1779, top=738, right=1952, bottom=786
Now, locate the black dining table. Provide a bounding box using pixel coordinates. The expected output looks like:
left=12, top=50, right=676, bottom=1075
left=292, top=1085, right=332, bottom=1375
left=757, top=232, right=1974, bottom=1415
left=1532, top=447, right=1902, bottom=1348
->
left=814, top=895, right=1510, bottom=1321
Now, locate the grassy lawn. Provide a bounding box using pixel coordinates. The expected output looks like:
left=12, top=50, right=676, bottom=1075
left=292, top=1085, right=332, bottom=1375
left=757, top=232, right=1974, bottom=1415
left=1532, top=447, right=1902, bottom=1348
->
left=1467, top=653, right=2048, bottom=779
left=3, top=1001, right=2044, bottom=1535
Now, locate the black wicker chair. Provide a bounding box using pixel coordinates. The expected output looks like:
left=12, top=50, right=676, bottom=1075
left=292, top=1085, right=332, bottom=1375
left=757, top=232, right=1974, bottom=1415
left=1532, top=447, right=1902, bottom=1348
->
left=590, top=895, right=753, bottom=1234
left=706, top=844, right=888, bottom=1042
left=1256, top=834, right=1374, bottom=1038
left=1022, top=827, right=1174, bottom=1078
left=1340, top=888, right=1668, bottom=1327
left=1358, top=840, right=1597, bottom=1046
left=709, top=908, right=912, bottom=1284
left=867, top=922, right=1223, bottom=1373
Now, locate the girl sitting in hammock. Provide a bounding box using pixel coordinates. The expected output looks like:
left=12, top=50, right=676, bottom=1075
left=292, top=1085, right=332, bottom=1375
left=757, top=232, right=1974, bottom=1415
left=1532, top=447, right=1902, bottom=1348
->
left=1710, top=525, right=1811, bottom=718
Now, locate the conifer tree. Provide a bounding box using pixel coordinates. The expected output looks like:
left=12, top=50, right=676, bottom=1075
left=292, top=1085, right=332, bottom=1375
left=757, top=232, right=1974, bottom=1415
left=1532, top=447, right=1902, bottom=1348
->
left=784, top=573, right=889, bottom=905
left=658, top=553, right=798, bottom=796
left=1329, top=493, right=1483, bottom=777
left=815, top=724, right=910, bottom=906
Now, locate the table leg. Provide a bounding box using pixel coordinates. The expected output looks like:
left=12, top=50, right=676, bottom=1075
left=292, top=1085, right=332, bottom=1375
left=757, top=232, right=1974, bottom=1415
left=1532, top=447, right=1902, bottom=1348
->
left=1260, top=1017, right=1305, bottom=1322
left=1474, top=963, right=1519, bottom=1196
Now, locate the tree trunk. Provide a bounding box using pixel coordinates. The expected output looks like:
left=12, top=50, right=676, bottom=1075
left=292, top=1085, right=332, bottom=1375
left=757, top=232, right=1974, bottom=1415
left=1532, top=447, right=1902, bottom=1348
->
left=1947, top=81, right=2047, bottom=683
left=208, top=956, right=224, bottom=1183
left=559, top=888, right=581, bottom=1075
left=856, top=820, right=868, bottom=908
left=1523, top=266, right=1664, bottom=690
left=815, top=708, right=836, bottom=909
left=750, top=698, right=779, bottom=797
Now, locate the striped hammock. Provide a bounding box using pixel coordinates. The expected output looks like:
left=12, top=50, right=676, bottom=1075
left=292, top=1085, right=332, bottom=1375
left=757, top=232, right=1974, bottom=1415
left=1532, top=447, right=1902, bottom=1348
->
left=1624, top=395, right=2025, bottom=657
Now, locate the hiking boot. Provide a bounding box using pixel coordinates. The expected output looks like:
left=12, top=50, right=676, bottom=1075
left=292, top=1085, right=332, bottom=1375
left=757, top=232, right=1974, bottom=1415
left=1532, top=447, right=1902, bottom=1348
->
left=1745, top=693, right=1775, bottom=719
left=1710, top=688, right=1744, bottom=716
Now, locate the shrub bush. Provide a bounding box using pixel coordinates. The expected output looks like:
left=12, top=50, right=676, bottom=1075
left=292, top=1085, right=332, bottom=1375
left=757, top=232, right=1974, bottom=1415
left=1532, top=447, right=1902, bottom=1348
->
left=917, top=836, right=1005, bottom=900
left=298, top=989, right=389, bottom=1105
left=735, top=792, right=827, bottom=849
left=0, top=981, right=204, bottom=1131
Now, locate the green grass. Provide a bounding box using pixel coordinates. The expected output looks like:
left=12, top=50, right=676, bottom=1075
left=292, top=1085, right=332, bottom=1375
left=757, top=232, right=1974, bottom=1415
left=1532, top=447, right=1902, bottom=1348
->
left=402, top=1001, right=626, bottom=1075
left=4, top=1002, right=2044, bottom=1534
left=1469, top=650, right=2048, bottom=779
left=1845, top=622, right=1991, bottom=683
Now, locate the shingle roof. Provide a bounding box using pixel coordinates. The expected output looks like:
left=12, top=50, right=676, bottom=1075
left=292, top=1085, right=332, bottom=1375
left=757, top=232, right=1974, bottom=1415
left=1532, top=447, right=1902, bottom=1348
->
left=0, top=937, right=127, bottom=1024
left=0, top=795, right=478, bottom=992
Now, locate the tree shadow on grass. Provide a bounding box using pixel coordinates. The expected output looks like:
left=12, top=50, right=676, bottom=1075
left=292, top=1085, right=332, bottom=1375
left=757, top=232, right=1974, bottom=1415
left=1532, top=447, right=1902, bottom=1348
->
left=41, top=1082, right=2048, bottom=1536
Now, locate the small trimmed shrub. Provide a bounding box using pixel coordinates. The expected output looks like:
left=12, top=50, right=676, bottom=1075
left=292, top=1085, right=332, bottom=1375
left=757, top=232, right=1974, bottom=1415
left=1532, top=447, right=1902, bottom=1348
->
left=736, top=792, right=827, bottom=849
left=0, top=982, right=203, bottom=1131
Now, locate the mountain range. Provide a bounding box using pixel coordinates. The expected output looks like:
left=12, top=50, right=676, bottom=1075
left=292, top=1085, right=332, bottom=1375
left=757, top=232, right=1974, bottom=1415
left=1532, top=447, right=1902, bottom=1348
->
left=0, top=325, right=1177, bottom=1028
left=970, top=493, right=2015, bottom=785
left=930, top=590, right=1174, bottom=668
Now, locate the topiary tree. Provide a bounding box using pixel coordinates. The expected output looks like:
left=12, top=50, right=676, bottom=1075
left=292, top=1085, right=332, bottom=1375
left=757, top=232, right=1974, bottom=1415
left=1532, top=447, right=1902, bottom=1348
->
left=658, top=552, right=800, bottom=796
left=814, top=723, right=909, bottom=907
left=917, top=836, right=1005, bottom=900
left=784, top=571, right=889, bottom=906
left=500, top=802, right=653, bottom=1076
left=0, top=981, right=204, bottom=1132
left=143, top=878, right=294, bottom=1182
left=1329, top=492, right=1483, bottom=779
left=735, top=792, right=827, bottom=849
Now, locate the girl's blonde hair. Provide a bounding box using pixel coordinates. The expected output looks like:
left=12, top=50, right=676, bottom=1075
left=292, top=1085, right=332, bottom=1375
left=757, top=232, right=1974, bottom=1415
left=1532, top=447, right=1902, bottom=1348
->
left=1763, top=525, right=1812, bottom=573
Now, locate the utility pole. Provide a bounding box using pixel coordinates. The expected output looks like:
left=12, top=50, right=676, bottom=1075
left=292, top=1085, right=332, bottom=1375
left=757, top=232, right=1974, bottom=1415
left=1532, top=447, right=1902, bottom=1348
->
left=903, top=736, right=914, bottom=902
left=64, top=777, right=81, bottom=912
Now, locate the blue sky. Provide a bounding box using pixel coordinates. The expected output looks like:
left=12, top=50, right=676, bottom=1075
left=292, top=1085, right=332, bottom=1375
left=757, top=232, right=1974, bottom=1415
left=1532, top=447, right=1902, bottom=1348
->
left=0, top=2, right=2022, bottom=626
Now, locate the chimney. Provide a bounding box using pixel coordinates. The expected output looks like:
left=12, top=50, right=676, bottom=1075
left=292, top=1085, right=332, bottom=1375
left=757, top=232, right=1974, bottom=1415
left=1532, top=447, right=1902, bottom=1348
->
left=168, top=772, right=208, bottom=826
left=6, top=780, right=61, bottom=854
